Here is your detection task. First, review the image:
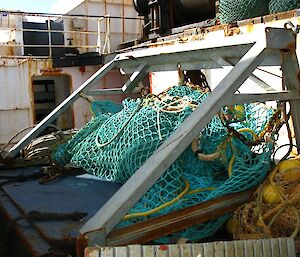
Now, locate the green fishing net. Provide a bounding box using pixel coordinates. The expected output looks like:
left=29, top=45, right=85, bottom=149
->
left=90, top=100, right=123, bottom=116
left=269, top=0, right=300, bottom=14
left=219, top=0, right=270, bottom=24
left=53, top=85, right=275, bottom=242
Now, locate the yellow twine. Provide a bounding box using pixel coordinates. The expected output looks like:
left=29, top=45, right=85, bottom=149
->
left=123, top=178, right=190, bottom=220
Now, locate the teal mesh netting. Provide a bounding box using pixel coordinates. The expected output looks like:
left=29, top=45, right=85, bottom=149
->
left=53, top=86, right=275, bottom=242
left=90, top=100, right=123, bottom=116
left=269, top=0, right=300, bottom=14
left=220, top=0, right=270, bottom=24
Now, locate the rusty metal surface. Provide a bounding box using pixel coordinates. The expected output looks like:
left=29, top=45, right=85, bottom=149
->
left=105, top=189, right=254, bottom=246
left=110, top=9, right=300, bottom=57
left=0, top=1, right=142, bottom=58
left=0, top=59, right=32, bottom=145
left=0, top=167, right=55, bottom=257
left=0, top=166, right=122, bottom=256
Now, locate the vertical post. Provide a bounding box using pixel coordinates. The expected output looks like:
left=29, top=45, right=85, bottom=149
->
left=47, top=17, right=52, bottom=58
left=281, top=50, right=300, bottom=152
left=102, top=16, right=111, bottom=54
left=97, top=18, right=103, bottom=54
left=107, top=16, right=111, bottom=53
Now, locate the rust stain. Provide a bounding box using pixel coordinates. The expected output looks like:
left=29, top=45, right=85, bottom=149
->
left=8, top=45, right=14, bottom=56
left=77, top=228, right=107, bottom=257
left=263, top=9, right=297, bottom=22
left=286, top=41, right=296, bottom=50
left=246, top=24, right=254, bottom=33
left=67, top=73, right=75, bottom=128
left=76, top=233, right=89, bottom=257
left=159, top=245, right=168, bottom=251
left=41, top=70, right=62, bottom=76
left=84, top=0, right=89, bottom=52
left=84, top=247, right=100, bottom=257
left=122, top=0, right=125, bottom=42
left=224, top=24, right=240, bottom=37
left=28, top=60, right=36, bottom=124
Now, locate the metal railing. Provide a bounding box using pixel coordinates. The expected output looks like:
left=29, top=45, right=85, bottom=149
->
left=0, top=10, right=142, bottom=58
left=97, top=15, right=111, bottom=54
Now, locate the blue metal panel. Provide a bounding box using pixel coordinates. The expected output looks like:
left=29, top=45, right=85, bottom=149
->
left=0, top=166, right=121, bottom=256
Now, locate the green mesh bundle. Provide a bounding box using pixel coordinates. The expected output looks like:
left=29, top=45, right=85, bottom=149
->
left=220, top=0, right=270, bottom=24
left=90, top=100, right=123, bottom=116
left=53, top=85, right=275, bottom=242
left=269, top=0, right=300, bottom=14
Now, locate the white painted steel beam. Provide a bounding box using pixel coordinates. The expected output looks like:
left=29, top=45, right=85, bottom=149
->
left=79, top=29, right=298, bottom=246
left=281, top=50, right=300, bottom=151
left=80, top=41, right=270, bottom=245
left=85, top=88, right=123, bottom=96
left=4, top=59, right=117, bottom=159
left=217, top=57, right=278, bottom=92
left=232, top=90, right=300, bottom=105
left=249, top=74, right=278, bottom=92
left=85, top=64, right=148, bottom=96
left=122, top=63, right=148, bottom=92
left=113, top=27, right=295, bottom=74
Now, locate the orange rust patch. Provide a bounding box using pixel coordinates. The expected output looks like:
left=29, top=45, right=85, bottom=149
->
left=76, top=234, right=88, bottom=257
left=287, top=41, right=296, bottom=50
left=40, top=68, right=63, bottom=76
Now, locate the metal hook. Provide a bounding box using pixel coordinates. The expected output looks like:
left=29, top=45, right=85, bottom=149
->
left=284, top=21, right=300, bottom=34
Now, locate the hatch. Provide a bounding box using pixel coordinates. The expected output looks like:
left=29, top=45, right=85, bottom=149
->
left=32, top=74, right=74, bottom=131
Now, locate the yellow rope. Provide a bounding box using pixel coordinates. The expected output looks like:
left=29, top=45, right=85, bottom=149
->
left=228, top=154, right=236, bottom=177
left=191, top=128, right=259, bottom=177
left=255, top=164, right=300, bottom=239
left=227, top=128, right=259, bottom=177
left=188, top=187, right=216, bottom=195
left=237, top=128, right=259, bottom=141
left=123, top=178, right=190, bottom=220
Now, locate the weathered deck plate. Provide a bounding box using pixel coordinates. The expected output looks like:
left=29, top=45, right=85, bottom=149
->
left=0, top=166, right=121, bottom=256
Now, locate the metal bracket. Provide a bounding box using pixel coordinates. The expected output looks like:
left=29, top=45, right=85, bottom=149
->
left=265, top=27, right=296, bottom=50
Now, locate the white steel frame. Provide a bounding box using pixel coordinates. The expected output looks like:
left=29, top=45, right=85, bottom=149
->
left=2, top=26, right=300, bottom=246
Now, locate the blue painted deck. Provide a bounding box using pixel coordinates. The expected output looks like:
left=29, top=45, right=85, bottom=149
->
left=0, top=166, right=121, bottom=256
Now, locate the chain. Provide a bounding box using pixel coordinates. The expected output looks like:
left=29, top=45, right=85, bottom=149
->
left=220, top=107, right=283, bottom=147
